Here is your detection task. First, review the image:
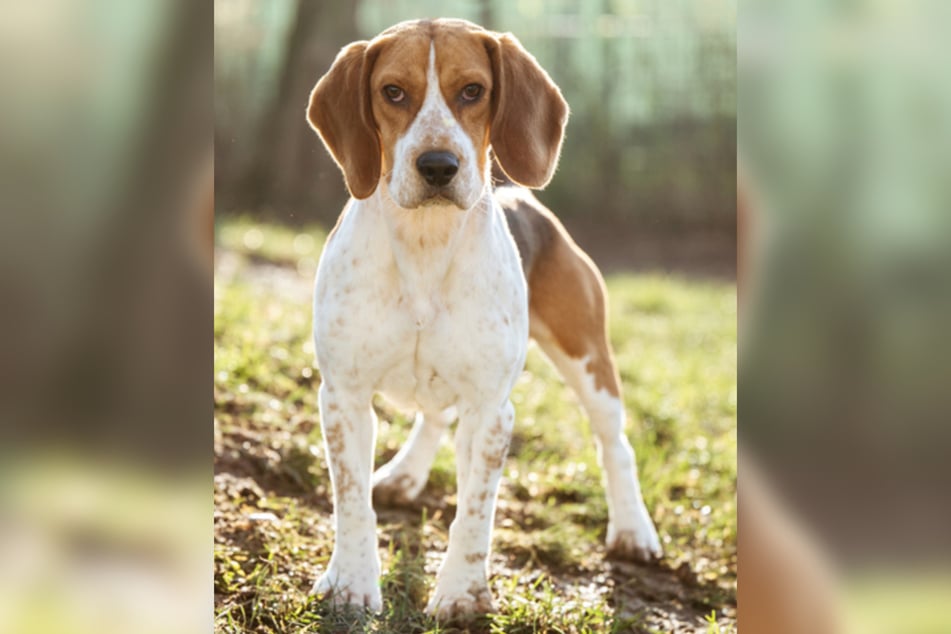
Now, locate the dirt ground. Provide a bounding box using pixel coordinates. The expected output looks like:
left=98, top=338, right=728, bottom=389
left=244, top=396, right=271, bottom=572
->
left=213, top=459, right=735, bottom=633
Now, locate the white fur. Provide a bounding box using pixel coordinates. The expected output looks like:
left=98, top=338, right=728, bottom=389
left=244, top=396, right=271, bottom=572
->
left=312, top=45, right=527, bottom=616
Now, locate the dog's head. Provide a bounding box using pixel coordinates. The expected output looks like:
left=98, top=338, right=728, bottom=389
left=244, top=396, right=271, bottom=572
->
left=307, top=19, right=568, bottom=210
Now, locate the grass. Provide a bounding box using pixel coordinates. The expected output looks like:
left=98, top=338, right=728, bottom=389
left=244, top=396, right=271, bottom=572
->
left=213, top=217, right=737, bottom=633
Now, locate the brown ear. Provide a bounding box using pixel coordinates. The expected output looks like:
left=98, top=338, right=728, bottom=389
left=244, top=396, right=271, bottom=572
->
left=307, top=41, right=381, bottom=199
left=486, top=33, right=569, bottom=189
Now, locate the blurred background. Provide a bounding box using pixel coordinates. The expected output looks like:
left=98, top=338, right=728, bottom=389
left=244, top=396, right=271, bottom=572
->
left=214, top=0, right=737, bottom=276
left=1, top=1, right=210, bottom=633
left=740, top=1, right=951, bottom=632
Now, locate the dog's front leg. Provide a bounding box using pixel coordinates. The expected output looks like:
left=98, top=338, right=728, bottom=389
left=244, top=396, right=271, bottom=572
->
left=426, top=400, right=514, bottom=619
left=311, top=382, right=382, bottom=611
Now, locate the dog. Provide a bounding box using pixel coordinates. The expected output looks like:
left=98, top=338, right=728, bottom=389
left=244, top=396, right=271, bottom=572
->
left=306, top=18, right=661, bottom=619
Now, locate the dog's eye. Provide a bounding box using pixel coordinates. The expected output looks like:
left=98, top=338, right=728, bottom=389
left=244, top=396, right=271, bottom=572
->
left=460, top=83, right=483, bottom=102
left=383, top=85, right=405, bottom=103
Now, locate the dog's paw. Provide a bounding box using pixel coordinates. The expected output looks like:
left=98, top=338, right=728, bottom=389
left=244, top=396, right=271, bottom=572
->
left=372, top=469, right=422, bottom=506
left=606, top=521, right=663, bottom=562
left=425, top=581, right=495, bottom=620
left=311, top=567, right=383, bottom=612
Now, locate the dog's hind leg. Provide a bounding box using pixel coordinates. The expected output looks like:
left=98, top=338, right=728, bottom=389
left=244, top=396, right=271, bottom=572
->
left=372, top=407, right=455, bottom=504
left=534, top=334, right=662, bottom=561
left=524, top=217, right=661, bottom=562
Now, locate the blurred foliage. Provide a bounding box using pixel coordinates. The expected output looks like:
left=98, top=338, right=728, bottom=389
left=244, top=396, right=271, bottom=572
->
left=1, top=3, right=211, bottom=634
left=739, top=0, right=951, bottom=569
left=1, top=0, right=211, bottom=461
left=214, top=0, right=736, bottom=233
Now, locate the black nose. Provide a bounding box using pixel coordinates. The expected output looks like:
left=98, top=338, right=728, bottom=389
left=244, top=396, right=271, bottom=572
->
left=416, top=151, right=459, bottom=187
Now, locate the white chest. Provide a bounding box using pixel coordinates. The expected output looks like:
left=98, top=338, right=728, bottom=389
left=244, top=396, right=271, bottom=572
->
left=313, top=193, right=528, bottom=412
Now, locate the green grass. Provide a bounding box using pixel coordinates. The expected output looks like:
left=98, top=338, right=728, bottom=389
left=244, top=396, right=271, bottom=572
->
left=214, top=218, right=736, bottom=633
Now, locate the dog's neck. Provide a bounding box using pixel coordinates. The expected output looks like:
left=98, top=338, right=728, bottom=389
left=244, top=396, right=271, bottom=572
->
left=369, top=185, right=492, bottom=329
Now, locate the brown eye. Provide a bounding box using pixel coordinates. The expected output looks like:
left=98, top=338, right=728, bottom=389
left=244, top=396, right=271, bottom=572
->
left=461, top=83, right=483, bottom=102
left=383, top=85, right=405, bottom=103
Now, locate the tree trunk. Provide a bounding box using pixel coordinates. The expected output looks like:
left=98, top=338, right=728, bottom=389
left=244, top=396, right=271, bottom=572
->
left=242, top=0, right=361, bottom=223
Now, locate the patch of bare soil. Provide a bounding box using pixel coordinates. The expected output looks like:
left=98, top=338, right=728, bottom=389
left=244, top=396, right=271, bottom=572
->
left=214, top=458, right=734, bottom=632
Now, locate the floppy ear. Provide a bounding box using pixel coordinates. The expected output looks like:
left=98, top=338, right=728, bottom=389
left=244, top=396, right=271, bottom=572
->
left=485, top=33, right=569, bottom=189
left=307, top=41, right=381, bottom=199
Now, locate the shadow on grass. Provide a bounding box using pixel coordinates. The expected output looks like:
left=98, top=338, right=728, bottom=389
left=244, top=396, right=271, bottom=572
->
left=609, top=557, right=735, bottom=632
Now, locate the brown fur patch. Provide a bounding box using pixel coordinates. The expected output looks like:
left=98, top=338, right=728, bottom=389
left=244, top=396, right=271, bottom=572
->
left=307, top=43, right=382, bottom=199
left=322, top=421, right=346, bottom=454
left=484, top=35, right=568, bottom=188
left=482, top=450, right=504, bottom=471
left=464, top=552, right=485, bottom=564
left=502, top=189, right=621, bottom=397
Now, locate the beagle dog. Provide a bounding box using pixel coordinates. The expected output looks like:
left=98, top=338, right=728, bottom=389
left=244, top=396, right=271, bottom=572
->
left=306, top=18, right=661, bottom=619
